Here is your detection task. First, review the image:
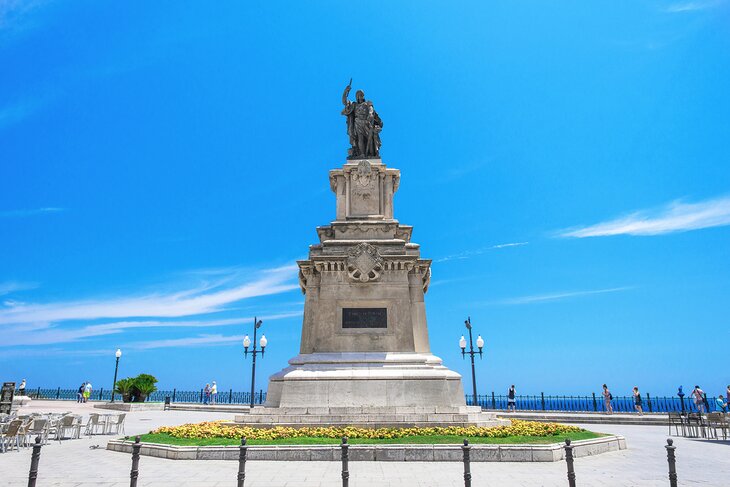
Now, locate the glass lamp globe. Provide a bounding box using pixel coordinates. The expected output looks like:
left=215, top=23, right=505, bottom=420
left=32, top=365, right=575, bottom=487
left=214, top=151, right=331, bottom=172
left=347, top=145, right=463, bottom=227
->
left=243, top=335, right=251, bottom=348
left=115, top=349, right=122, bottom=359
left=476, top=335, right=484, bottom=349
left=260, top=335, right=268, bottom=348
left=459, top=336, right=467, bottom=349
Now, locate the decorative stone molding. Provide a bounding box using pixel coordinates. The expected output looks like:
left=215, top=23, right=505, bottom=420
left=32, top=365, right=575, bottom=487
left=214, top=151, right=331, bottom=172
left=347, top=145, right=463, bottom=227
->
left=346, top=242, right=383, bottom=282
left=314, top=261, right=346, bottom=272
left=351, top=160, right=374, bottom=187
left=316, top=226, right=335, bottom=241
left=297, top=262, right=316, bottom=295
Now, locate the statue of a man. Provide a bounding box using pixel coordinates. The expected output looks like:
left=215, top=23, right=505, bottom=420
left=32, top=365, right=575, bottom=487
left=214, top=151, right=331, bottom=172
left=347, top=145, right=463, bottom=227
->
left=341, top=79, right=382, bottom=159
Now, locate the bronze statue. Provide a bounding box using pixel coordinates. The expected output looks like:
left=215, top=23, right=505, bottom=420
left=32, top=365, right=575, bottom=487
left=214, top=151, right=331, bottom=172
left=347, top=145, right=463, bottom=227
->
left=341, top=79, right=382, bottom=159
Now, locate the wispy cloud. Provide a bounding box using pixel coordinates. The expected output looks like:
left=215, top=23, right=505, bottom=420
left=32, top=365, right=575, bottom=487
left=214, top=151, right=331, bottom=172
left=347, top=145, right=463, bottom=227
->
left=0, top=96, right=49, bottom=130
left=493, top=287, right=632, bottom=305
left=130, top=334, right=246, bottom=350
left=664, top=0, right=724, bottom=12
left=558, top=196, right=730, bottom=238
left=0, top=207, right=64, bottom=218
left=0, top=281, right=38, bottom=296
left=0, top=312, right=301, bottom=347
left=0, top=0, right=49, bottom=34
left=435, top=242, right=528, bottom=263
left=0, top=265, right=298, bottom=326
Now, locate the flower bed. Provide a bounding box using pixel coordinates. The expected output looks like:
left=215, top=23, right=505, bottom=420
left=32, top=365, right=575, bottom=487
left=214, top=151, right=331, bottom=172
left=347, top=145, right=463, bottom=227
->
left=152, top=419, right=583, bottom=441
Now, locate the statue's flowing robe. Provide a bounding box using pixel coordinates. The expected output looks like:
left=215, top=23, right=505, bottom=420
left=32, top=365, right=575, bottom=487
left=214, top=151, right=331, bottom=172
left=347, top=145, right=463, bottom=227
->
left=342, top=100, right=383, bottom=157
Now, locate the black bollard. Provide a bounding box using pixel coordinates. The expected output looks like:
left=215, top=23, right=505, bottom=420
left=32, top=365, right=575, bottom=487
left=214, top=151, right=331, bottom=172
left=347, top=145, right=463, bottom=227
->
left=341, top=436, right=349, bottom=487
left=27, top=436, right=42, bottom=487
left=665, top=438, right=678, bottom=487
left=237, top=437, right=248, bottom=487
left=130, top=436, right=141, bottom=487
left=462, top=439, right=472, bottom=487
left=564, top=439, right=576, bottom=487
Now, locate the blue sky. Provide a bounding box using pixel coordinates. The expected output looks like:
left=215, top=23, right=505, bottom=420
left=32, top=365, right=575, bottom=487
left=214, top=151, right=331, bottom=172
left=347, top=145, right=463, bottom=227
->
left=1, top=1, right=729, bottom=397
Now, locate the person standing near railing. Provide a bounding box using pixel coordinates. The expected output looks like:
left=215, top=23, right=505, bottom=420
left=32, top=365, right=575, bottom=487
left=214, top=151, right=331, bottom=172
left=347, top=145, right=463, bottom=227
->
left=633, top=386, right=643, bottom=415
left=692, top=386, right=705, bottom=413
left=507, top=385, right=516, bottom=412
left=18, top=379, right=26, bottom=397
left=726, top=385, right=730, bottom=411
left=602, top=384, right=613, bottom=414
left=77, top=383, right=85, bottom=403
left=210, top=381, right=218, bottom=404
left=715, top=395, right=726, bottom=413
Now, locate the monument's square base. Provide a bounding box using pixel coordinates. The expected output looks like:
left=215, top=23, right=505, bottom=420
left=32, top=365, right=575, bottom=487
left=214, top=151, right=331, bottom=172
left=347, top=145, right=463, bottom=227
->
left=265, top=352, right=465, bottom=409
left=236, top=352, right=509, bottom=428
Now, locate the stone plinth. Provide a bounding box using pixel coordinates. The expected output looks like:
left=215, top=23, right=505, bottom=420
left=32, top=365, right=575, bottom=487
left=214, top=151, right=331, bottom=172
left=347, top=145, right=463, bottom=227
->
left=265, top=352, right=462, bottom=409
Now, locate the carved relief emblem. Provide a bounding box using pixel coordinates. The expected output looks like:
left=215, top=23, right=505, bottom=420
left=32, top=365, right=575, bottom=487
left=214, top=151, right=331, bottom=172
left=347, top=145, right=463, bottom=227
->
left=351, top=160, right=373, bottom=187
left=346, top=242, right=383, bottom=282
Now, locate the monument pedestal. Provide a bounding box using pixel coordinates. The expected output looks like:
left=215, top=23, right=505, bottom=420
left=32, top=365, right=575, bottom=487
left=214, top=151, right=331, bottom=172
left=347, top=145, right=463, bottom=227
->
left=265, top=352, right=463, bottom=408
left=237, top=158, right=506, bottom=428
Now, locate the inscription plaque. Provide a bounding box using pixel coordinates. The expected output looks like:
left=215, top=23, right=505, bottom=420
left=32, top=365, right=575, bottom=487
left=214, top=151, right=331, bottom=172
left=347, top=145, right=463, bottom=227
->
left=342, top=308, right=387, bottom=329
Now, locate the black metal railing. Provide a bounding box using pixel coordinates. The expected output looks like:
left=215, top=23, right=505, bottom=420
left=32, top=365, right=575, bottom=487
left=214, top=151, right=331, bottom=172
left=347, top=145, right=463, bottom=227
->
left=23, top=387, right=267, bottom=405
left=466, top=393, right=719, bottom=413
left=25, top=387, right=721, bottom=413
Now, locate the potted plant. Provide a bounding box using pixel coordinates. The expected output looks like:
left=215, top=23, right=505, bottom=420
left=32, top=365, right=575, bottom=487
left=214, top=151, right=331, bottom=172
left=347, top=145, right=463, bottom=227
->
left=114, top=378, right=135, bottom=403
left=131, top=374, right=158, bottom=402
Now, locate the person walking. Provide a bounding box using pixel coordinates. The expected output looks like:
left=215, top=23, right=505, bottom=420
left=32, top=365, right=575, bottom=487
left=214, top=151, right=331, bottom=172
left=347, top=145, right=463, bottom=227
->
left=210, top=381, right=218, bottom=404
left=18, top=379, right=26, bottom=396
left=602, top=384, right=613, bottom=414
left=203, top=383, right=211, bottom=405
left=507, top=385, right=516, bottom=412
left=633, top=387, right=643, bottom=415
left=84, top=381, right=93, bottom=403
left=77, top=383, right=85, bottom=403
left=692, top=385, right=705, bottom=413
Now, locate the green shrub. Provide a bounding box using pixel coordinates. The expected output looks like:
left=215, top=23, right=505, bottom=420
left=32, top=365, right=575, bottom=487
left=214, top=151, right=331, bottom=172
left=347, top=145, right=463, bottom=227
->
left=113, top=378, right=135, bottom=402
left=115, top=374, right=159, bottom=403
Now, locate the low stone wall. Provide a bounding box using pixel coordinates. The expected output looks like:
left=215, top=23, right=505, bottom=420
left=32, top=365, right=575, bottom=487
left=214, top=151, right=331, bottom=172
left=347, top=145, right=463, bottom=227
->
left=106, top=435, right=626, bottom=462
left=94, top=402, right=165, bottom=412
left=503, top=411, right=667, bottom=425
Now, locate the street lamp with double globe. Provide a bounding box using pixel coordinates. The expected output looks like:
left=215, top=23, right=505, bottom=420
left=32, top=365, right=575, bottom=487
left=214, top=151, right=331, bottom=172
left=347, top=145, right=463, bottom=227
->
left=459, top=317, right=484, bottom=406
left=243, top=317, right=267, bottom=408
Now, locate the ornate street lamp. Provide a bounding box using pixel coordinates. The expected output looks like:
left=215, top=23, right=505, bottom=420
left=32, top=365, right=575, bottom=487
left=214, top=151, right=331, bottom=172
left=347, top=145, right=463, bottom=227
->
left=459, top=317, right=483, bottom=406
left=111, top=348, right=122, bottom=403
left=243, top=317, right=267, bottom=409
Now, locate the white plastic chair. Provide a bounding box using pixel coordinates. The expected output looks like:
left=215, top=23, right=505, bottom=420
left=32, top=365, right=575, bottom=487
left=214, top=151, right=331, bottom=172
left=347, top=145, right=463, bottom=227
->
left=0, top=420, right=23, bottom=452
left=107, top=413, right=126, bottom=435
left=84, top=413, right=107, bottom=436
left=25, top=419, right=49, bottom=446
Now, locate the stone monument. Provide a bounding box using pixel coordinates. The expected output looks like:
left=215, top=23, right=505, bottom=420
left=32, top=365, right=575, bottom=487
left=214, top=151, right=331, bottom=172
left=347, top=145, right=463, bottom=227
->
left=235, top=83, right=506, bottom=427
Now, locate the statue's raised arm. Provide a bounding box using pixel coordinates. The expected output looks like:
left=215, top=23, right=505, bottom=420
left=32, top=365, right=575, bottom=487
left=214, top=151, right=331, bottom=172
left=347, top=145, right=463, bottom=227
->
left=342, top=78, right=353, bottom=106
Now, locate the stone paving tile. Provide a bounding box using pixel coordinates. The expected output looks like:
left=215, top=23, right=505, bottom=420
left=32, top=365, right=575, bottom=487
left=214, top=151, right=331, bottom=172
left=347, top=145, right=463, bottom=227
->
left=1, top=402, right=728, bottom=486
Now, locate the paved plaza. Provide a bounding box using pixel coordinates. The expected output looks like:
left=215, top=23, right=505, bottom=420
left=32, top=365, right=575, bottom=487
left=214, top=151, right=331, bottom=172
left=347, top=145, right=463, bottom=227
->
left=0, top=401, right=727, bottom=486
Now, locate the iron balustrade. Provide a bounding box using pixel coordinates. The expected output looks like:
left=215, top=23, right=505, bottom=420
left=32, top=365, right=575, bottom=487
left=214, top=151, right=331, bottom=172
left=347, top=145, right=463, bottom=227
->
left=466, top=393, right=717, bottom=413
left=24, top=388, right=267, bottom=405
left=22, top=387, right=721, bottom=413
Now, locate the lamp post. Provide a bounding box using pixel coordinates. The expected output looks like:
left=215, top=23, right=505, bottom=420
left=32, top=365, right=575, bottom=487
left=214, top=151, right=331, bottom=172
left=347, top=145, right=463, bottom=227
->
left=111, top=348, right=122, bottom=403
left=243, top=317, right=267, bottom=409
left=459, top=317, right=484, bottom=406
